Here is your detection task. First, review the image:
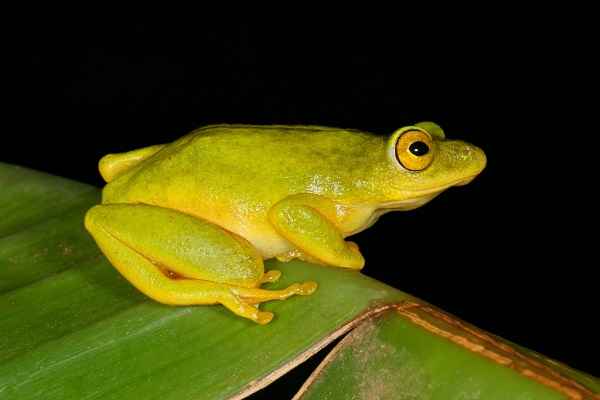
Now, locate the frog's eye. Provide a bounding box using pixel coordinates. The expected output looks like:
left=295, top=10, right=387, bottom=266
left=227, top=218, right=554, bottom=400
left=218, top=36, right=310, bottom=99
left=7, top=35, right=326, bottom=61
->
left=395, top=130, right=435, bottom=171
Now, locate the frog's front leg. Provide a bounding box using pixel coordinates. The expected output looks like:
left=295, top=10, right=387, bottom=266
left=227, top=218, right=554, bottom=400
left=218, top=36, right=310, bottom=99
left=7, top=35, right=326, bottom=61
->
left=84, top=203, right=316, bottom=324
left=268, top=194, right=365, bottom=270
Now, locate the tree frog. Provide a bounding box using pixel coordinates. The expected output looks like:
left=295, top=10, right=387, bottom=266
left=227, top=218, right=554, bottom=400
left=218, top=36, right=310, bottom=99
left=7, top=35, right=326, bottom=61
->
left=85, top=122, right=486, bottom=324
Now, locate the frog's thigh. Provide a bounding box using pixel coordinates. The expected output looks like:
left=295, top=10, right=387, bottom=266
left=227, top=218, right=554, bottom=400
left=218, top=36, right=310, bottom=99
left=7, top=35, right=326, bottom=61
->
left=85, top=204, right=316, bottom=324
left=268, top=195, right=365, bottom=270
left=85, top=203, right=265, bottom=288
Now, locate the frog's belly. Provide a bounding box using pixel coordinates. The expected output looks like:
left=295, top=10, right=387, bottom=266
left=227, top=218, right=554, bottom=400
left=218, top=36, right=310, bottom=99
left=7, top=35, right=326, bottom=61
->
left=170, top=205, right=376, bottom=261
left=228, top=219, right=292, bottom=260
left=169, top=205, right=292, bottom=260
left=249, top=233, right=292, bottom=260
left=228, top=205, right=377, bottom=259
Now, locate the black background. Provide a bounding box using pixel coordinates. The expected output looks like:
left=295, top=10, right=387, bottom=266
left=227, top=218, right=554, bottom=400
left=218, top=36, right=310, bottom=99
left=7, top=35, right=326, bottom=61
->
left=5, top=15, right=597, bottom=397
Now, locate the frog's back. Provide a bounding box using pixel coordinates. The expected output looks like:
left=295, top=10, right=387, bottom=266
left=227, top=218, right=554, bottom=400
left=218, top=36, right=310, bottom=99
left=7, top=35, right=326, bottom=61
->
left=105, top=125, right=382, bottom=196
left=103, top=124, right=383, bottom=206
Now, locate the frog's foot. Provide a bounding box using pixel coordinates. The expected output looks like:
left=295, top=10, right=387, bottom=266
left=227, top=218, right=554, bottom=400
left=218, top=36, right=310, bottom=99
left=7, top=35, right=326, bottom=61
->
left=218, top=293, right=274, bottom=325
left=218, top=280, right=317, bottom=324
left=260, top=269, right=281, bottom=283
left=168, top=279, right=317, bottom=324
left=231, top=281, right=318, bottom=305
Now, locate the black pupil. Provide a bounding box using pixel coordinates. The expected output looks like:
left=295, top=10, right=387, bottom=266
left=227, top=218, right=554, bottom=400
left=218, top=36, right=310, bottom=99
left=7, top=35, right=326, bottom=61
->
left=409, top=141, right=429, bottom=156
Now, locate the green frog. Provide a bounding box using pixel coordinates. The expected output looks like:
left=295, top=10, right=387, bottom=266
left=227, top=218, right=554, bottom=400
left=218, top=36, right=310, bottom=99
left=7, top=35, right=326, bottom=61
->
left=85, top=122, right=486, bottom=324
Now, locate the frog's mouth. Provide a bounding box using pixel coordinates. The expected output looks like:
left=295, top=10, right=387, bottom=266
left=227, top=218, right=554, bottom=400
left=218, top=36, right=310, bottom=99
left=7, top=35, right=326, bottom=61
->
left=378, top=175, right=478, bottom=211
left=377, top=192, right=441, bottom=211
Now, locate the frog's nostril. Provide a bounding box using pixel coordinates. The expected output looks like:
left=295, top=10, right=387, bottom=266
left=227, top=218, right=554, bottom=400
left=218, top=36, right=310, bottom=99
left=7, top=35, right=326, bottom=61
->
left=460, top=146, right=474, bottom=160
left=472, top=146, right=487, bottom=171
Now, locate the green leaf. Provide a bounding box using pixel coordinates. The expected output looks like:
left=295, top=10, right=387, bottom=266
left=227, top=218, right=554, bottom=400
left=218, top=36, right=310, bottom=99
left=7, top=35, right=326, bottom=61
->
left=294, top=304, right=600, bottom=399
left=1, top=162, right=598, bottom=399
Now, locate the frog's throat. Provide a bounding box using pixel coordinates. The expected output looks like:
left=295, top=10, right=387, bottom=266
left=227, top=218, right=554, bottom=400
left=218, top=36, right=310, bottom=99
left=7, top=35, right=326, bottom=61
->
left=378, top=174, right=478, bottom=211
left=377, top=192, right=441, bottom=211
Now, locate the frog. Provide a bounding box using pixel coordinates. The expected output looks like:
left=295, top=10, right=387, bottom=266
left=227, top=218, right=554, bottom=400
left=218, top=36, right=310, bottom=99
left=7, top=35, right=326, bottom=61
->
left=84, top=122, right=486, bottom=324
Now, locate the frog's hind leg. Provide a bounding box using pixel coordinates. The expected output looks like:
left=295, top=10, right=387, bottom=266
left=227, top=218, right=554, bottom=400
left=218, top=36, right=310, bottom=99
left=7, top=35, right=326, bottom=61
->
left=84, top=203, right=316, bottom=324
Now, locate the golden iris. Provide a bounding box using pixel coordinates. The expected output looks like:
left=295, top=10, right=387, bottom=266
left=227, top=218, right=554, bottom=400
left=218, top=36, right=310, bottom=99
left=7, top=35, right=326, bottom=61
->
left=395, top=130, right=434, bottom=171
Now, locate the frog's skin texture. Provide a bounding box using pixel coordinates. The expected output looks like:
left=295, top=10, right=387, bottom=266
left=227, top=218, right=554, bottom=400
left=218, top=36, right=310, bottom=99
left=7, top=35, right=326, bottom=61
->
left=85, top=123, right=486, bottom=324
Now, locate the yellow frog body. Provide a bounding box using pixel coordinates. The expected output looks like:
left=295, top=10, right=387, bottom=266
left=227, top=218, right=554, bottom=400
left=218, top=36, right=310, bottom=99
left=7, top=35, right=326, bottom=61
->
left=85, top=123, right=486, bottom=324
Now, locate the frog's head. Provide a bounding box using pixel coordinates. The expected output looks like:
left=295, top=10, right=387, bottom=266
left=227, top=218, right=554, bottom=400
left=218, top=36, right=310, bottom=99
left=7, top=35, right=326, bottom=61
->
left=376, top=122, right=486, bottom=210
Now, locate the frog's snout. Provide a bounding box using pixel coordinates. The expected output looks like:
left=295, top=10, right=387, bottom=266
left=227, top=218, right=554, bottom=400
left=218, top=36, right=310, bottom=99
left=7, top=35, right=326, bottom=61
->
left=470, top=144, right=487, bottom=174
left=448, top=142, right=487, bottom=187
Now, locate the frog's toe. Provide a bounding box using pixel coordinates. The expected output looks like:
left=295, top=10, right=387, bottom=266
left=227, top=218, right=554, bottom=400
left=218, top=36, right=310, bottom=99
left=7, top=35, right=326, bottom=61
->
left=284, top=281, right=318, bottom=296
left=299, top=281, right=318, bottom=295
left=231, top=280, right=318, bottom=303
left=256, top=311, right=274, bottom=325
left=261, top=270, right=282, bottom=283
